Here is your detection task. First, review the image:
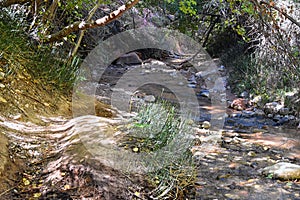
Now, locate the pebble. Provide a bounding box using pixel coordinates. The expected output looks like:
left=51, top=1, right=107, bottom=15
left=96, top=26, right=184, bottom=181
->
left=0, top=72, right=5, bottom=81
left=0, top=96, right=7, bottom=103
left=187, top=83, right=196, bottom=88
left=224, top=193, right=240, bottom=199
left=218, top=65, right=225, bottom=72
left=202, top=121, right=211, bottom=129
left=247, top=151, right=256, bottom=156
left=144, top=95, right=155, bottom=102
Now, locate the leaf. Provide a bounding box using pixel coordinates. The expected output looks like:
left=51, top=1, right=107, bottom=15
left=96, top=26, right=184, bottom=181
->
left=132, top=147, right=139, bottom=152
left=34, top=193, right=42, bottom=198
left=22, top=178, right=30, bottom=186
left=64, top=184, right=71, bottom=190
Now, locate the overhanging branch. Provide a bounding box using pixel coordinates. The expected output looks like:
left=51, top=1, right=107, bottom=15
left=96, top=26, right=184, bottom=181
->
left=260, top=1, right=300, bottom=28
left=43, top=0, right=140, bottom=43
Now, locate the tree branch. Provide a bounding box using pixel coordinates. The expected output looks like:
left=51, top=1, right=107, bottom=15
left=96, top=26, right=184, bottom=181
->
left=260, top=0, right=300, bottom=28
left=43, top=0, right=139, bottom=43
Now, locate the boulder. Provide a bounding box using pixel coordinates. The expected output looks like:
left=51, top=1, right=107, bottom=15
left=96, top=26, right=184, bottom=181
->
left=115, top=52, right=142, bottom=66
left=261, top=162, right=300, bottom=180
left=229, top=98, right=248, bottom=111
left=263, top=102, right=284, bottom=115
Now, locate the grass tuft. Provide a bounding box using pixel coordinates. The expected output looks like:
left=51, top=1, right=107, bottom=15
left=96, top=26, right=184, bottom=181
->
left=119, top=100, right=197, bottom=198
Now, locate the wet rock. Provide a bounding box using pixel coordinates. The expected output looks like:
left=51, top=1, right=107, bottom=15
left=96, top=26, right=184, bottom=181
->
left=242, top=110, right=255, bottom=118
left=261, top=162, right=300, bottom=180
left=239, top=91, right=249, bottom=98
left=218, top=65, right=225, bottom=72
left=273, top=114, right=282, bottom=122
left=264, top=102, right=283, bottom=115
left=279, top=107, right=289, bottom=115
left=187, top=74, right=197, bottom=84
left=274, top=116, right=290, bottom=126
left=198, top=89, right=209, bottom=98
left=253, top=109, right=265, bottom=117
left=115, top=52, right=142, bottom=66
left=231, top=113, right=242, bottom=118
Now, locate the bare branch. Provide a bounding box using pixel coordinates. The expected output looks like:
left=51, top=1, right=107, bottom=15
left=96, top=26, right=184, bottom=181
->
left=260, top=0, right=300, bottom=28
left=43, top=0, right=139, bottom=43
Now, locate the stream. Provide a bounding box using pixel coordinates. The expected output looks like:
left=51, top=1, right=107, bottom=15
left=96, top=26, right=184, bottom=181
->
left=0, top=59, right=299, bottom=199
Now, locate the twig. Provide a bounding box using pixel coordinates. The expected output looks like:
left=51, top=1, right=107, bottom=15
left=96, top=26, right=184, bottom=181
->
left=0, top=187, right=15, bottom=198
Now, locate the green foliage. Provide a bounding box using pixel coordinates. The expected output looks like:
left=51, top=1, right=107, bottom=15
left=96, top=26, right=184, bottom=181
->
left=164, top=0, right=197, bottom=15
left=119, top=100, right=196, bottom=198
left=0, top=18, right=80, bottom=92
left=124, top=100, right=194, bottom=152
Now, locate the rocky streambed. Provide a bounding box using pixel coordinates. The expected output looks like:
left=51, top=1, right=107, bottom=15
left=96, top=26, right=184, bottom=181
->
left=0, top=53, right=299, bottom=199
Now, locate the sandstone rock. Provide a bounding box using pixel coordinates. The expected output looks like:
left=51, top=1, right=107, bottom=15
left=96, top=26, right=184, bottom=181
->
left=261, top=162, right=300, bottom=180
left=230, top=98, right=248, bottom=111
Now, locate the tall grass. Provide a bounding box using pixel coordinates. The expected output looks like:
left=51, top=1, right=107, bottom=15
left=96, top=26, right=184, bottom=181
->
left=0, top=12, right=80, bottom=93
left=119, top=100, right=196, bottom=198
